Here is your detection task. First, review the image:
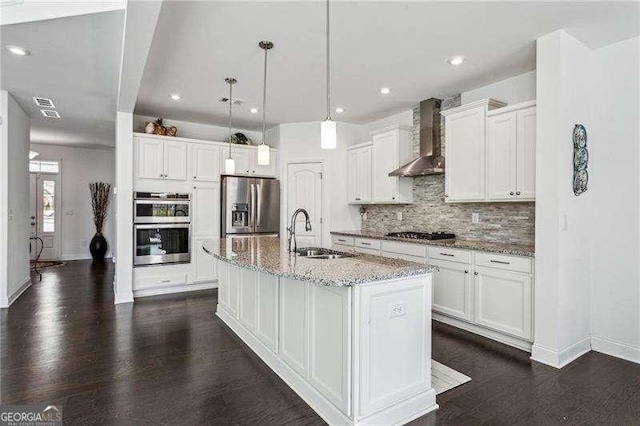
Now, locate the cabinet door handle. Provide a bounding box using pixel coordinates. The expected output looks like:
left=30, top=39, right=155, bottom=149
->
left=440, top=252, right=455, bottom=257
left=160, top=279, right=171, bottom=283
left=361, top=242, right=371, bottom=246
left=510, top=191, right=514, bottom=196
left=464, top=270, right=468, bottom=274
left=194, top=176, right=197, bottom=179
left=490, top=259, right=510, bottom=265
left=516, top=191, right=521, bottom=195
left=355, top=197, right=361, bottom=201
left=337, top=239, right=346, bottom=243
left=474, top=271, right=479, bottom=276
left=444, top=194, right=449, bottom=198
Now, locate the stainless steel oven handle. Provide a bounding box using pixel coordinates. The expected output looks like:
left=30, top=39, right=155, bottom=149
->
left=134, top=223, right=191, bottom=229
left=134, top=200, right=190, bottom=206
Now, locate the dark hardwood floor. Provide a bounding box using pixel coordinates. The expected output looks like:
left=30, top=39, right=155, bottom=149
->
left=2, top=260, right=639, bottom=425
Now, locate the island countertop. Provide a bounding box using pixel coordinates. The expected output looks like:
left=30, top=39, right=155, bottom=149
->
left=202, top=236, right=437, bottom=287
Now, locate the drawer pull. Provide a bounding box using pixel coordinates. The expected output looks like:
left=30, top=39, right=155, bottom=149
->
left=464, top=270, right=468, bottom=274
left=474, top=271, right=478, bottom=276
left=440, top=252, right=455, bottom=257
left=490, top=260, right=510, bottom=265
left=361, top=242, right=371, bottom=246
left=160, top=279, right=171, bottom=283
left=337, top=238, right=346, bottom=243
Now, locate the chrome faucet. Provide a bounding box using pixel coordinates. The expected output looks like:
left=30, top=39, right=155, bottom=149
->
left=288, top=208, right=312, bottom=253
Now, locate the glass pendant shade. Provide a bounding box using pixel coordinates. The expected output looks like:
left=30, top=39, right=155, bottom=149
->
left=257, top=143, right=270, bottom=165
left=321, top=118, right=337, bottom=149
left=224, top=157, right=236, bottom=175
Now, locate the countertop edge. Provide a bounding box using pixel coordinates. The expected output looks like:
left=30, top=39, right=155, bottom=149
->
left=331, top=231, right=535, bottom=258
left=203, top=243, right=437, bottom=287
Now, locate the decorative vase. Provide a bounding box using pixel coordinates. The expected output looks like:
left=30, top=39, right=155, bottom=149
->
left=89, top=233, right=108, bottom=262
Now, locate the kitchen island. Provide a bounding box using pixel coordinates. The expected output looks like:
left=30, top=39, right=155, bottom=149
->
left=203, top=236, right=438, bottom=425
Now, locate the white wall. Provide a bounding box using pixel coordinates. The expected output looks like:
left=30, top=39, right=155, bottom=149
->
left=30, top=144, right=116, bottom=260
left=532, top=30, right=594, bottom=368
left=133, top=114, right=264, bottom=145
left=462, top=70, right=536, bottom=105
left=359, top=109, right=413, bottom=143
left=589, top=36, right=640, bottom=363
left=1, top=91, right=31, bottom=307
left=277, top=121, right=361, bottom=247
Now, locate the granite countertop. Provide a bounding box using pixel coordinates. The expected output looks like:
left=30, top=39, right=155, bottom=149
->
left=202, top=236, right=437, bottom=287
left=331, top=230, right=535, bottom=257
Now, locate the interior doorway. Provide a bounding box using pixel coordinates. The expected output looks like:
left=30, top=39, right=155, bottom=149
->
left=29, top=160, right=61, bottom=260
left=286, top=161, right=323, bottom=247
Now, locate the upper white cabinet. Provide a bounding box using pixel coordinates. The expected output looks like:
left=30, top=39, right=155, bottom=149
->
left=192, top=144, right=221, bottom=182
left=222, top=146, right=278, bottom=177
left=136, top=136, right=187, bottom=181
left=371, top=125, right=413, bottom=203
left=441, top=99, right=506, bottom=202
left=442, top=99, right=535, bottom=203
left=486, top=102, right=536, bottom=201
left=347, top=142, right=373, bottom=203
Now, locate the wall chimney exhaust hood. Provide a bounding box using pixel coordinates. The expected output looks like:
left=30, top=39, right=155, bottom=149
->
left=389, top=98, right=444, bottom=177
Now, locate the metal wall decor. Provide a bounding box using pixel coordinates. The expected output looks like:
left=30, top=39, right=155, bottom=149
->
left=573, top=124, right=589, bottom=196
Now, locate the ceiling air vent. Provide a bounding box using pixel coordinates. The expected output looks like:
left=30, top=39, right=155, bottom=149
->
left=34, top=97, right=55, bottom=108
left=219, top=97, right=245, bottom=106
left=40, top=109, right=61, bottom=119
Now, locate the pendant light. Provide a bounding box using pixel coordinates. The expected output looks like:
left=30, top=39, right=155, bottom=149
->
left=257, top=41, right=273, bottom=165
left=224, top=77, right=237, bottom=175
left=321, top=0, right=337, bottom=149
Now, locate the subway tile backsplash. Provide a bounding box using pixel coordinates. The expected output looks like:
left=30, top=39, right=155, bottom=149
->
left=361, top=96, right=535, bottom=246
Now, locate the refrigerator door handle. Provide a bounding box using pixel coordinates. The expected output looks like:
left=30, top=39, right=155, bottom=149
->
left=250, top=183, right=256, bottom=229
left=256, top=183, right=262, bottom=228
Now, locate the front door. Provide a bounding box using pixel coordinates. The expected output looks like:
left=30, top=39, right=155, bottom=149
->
left=286, top=162, right=323, bottom=247
left=29, top=172, right=60, bottom=260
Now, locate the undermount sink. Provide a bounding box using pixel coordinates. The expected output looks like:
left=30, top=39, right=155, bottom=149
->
left=296, top=248, right=354, bottom=259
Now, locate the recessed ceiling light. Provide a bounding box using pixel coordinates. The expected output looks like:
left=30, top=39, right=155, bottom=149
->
left=169, top=94, right=182, bottom=100
left=5, top=45, right=30, bottom=56
left=335, top=107, right=345, bottom=114
left=250, top=107, right=259, bottom=114
left=380, top=87, right=391, bottom=95
left=40, top=109, right=60, bottom=119
left=448, top=56, right=465, bottom=66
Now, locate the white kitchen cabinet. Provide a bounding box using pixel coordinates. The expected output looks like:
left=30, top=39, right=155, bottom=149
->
left=192, top=144, right=221, bottom=182
left=430, top=258, right=473, bottom=322
left=253, top=148, right=278, bottom=177
left=136, top=136, right=187, bottom=181
left=486, top=111, right=518, bottom=200
left=442, top=99, right=506, bottom=202
left=279, top=277, right=308, bottom=376
left=137, top=137, right=165, bottom=179
left=347, top=142, right=373, bottom=203
left=222, top=146, right=278, bottom=177
left=256, top=273, right=279, bottom=352
left=225, top=264, right=240, bottom=317
left=486, top=102, right=536, bottom=201
left=194, top=237, right=217, bottom=283
left=308, top=284, right=351, bottom=413
left=192, top=184, right=219, bottom=236
left=516, top=106, right=536, bottom=200
left=473, top=266, right=532, bottom=340
left=239, top=268, right=258, bottom=331
left=371, top=125, right=413, bottom=204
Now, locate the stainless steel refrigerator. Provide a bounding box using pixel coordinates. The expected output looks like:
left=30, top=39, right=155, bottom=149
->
left=221, top=176, right=280, bottom=237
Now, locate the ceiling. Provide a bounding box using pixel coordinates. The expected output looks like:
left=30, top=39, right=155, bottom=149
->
left=135, top=1, right=639, bottom=131
left=1, top=10, right=124, bottom=148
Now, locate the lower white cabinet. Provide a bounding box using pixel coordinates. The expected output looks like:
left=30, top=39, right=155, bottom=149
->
left=473, top=266, right=533, bottom=340
left=239, top=268, right=258, bottom=331
left=280, top=277, right=308, bottom=375
left=193, top=237, right=217, bottom=283
left=430, top=258, right=472, bottom=322
left=256, top=273, right=279, bottom=352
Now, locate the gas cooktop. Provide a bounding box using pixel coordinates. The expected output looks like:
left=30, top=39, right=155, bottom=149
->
left=385, top=231, right=456, bottom=241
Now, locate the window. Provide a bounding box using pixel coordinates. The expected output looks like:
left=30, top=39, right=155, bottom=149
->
left=42, top=180, right=55, bottom=233
left=30, top=160, right=59, bottom=174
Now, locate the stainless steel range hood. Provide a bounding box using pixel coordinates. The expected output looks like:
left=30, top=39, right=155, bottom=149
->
left=389, top=98, right=444, bottom=177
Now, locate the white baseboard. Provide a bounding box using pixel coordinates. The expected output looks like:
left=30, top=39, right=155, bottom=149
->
left=531, top=336, right=592, bottom=369
left=133, top=281, right=217, bottom=298
left=60, top=254, right=113, bottom=261
left=592, top=336, right=640, bottom=364
left=4, top=277, right=32, bottom=308
left=433, top=313, right=532, bottom=352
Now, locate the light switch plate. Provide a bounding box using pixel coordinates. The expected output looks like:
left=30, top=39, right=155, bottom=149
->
left=397, top=211, right=403, bottom=221
left=389, top=302, right=406, bottom=318
left=472, top=212, right=480, bottom=224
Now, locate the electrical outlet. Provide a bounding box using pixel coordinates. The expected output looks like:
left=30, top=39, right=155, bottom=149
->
left=80, top=239, right=88, bottom=248
left=397, top=211, right=403, bottom=220
left=472, top=212, right=480, bottom=224
left=389, top=303, right=406, bottom=318
left=363, top=212, right=367, bottom=220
